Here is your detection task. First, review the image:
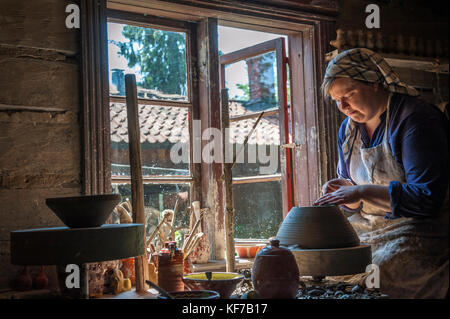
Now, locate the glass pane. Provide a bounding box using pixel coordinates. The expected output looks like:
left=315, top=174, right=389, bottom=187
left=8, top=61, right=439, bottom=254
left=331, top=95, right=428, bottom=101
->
left=111, top=183, right=191, bottom=248
left=108, top=22, right=188, bottom=102
left=225, top=51, right=279, bottom=117
left=233, top=181, right=283, bottom=239
left=229, top=115, right=281, bottom=177
left=110, top=102, right=190, bottom=176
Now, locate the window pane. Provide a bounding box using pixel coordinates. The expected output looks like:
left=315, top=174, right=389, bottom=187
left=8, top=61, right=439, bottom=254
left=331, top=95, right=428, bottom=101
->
left=229, top=115, right=281, bottom=177
left=108, top=22, right=188, bottom=102
left=110, top=102, right=190, bottom=176
left=225, top=51, right=278, bottom=117
left=233, top=181, right=283, bottom=239
left=111, top=183, right=191, bottom=247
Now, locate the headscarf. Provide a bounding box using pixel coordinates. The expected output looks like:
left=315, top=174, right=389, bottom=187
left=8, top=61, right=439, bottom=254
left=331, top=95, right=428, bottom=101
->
left=325, top=48, right=419, bottom=162
left=324, top=48, right=419, bottom=96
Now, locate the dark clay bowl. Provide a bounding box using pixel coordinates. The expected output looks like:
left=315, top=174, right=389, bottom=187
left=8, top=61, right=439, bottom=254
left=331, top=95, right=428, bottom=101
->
left=157, top=290, right=220, bottom=299
left=182, top=272, right=245, bottom=299
left=45, top=194, right=121, bottom=228
left=276, top=206, right=360, bottom=249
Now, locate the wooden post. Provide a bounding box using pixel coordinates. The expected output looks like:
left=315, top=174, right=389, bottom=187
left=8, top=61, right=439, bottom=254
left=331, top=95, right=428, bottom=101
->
left=221, top=89, right=235, bottom=272
left=125, top=74, right=146, bottom=292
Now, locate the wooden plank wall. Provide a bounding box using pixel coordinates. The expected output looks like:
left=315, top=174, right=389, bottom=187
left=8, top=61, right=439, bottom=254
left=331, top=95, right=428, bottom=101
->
left=0, top=0, right=82, bottom=290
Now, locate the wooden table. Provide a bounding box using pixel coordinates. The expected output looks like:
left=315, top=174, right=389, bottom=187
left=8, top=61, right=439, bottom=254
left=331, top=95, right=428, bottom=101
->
left=10, top=224, right=145, bottom=298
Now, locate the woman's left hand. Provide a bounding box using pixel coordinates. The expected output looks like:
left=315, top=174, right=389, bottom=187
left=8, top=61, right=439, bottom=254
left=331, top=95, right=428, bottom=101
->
left=313, top=185, right=362, bottom=206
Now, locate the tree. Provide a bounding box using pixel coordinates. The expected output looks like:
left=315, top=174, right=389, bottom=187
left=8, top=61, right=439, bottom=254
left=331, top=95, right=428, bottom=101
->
left=113, top=25, right=187, bottom=96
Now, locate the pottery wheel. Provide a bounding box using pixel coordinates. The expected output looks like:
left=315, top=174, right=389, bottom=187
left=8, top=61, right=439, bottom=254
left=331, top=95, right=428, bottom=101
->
left=289, top=245, right=372, bottom=277
left=10, top=224, right=145, bottom=265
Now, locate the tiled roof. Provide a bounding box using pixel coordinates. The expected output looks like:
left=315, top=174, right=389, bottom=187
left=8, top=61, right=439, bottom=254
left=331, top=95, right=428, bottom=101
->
left=110, top=101, right=280, bottom=145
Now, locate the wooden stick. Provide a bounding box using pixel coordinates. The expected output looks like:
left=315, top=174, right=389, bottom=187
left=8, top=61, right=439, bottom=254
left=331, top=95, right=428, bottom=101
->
left=184, top=232, right=205, bottom=259
left=145, top=213, right=171, bottom=249
left=182, top=214, right=203, bottom=251
left=125, top=74, right=146, bottom=292
left=232, top=111, right=264, bottom=168
left=221, top=89, right=236, bottom=272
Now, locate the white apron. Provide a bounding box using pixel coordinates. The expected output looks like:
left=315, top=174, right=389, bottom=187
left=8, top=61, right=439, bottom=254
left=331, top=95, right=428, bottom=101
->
left=344, top=96, right=449, bottom=299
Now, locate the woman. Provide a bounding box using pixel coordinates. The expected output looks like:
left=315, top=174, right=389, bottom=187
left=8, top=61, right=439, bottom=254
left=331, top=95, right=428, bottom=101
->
left=314, top=48, right=448, bottom=298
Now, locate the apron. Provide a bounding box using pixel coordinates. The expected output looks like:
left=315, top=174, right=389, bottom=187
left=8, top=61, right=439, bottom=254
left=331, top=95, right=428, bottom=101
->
left=343, top=94, right=449, bottom=299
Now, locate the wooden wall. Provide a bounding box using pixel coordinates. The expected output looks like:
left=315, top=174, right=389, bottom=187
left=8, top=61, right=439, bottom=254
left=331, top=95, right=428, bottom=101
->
left=0, top=0, right=81, bottom=290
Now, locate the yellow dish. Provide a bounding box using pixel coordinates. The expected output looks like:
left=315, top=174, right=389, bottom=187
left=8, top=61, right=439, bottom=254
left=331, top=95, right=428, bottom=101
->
left=184, top=272, right=242, bottom=281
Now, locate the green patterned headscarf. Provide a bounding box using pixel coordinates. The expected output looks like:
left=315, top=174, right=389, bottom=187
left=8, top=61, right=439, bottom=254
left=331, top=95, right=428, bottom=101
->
left=324, top=48, right=419, bottom=96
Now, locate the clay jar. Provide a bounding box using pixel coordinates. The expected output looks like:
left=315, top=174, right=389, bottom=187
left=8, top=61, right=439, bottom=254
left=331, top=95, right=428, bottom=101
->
left=251, top=238, right=299, bottom=299
left=276, top=206, right=360, bottom=249
left=157, top=241, right=184, bottom=292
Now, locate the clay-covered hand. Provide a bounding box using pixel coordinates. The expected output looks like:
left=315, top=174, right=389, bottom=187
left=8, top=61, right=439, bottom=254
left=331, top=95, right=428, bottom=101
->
left=313, top=185, right=362, bottom=206
left=321, top=178, right=354, bottom=195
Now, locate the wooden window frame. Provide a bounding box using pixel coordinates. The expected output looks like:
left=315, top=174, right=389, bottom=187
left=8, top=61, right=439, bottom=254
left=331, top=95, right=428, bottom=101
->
left=83, top=0, right=339, bottom=261
left=106, top=9, right=202, bottom=204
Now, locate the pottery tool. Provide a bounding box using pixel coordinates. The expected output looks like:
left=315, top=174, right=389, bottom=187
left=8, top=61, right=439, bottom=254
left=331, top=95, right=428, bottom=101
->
left=145, top=280, right=175, bottom=299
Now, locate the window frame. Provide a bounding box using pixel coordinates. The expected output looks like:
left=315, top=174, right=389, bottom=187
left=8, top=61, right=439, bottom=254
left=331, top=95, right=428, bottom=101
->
left=106, top=9, right=201, bottom=199
left=83, top=0, right=340, bottom=261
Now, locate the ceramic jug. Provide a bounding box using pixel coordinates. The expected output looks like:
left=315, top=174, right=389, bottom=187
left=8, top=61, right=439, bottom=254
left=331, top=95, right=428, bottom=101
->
left=251, top=238, right=299, bottom=299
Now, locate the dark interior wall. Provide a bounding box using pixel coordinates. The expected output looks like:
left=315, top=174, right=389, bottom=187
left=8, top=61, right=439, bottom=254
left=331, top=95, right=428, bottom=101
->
left=0, top=0, right=81, bottom=290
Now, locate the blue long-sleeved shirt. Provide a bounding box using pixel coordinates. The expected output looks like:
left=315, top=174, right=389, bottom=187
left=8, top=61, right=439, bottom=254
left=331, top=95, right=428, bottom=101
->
left=337, top=93, right=449, bottom=219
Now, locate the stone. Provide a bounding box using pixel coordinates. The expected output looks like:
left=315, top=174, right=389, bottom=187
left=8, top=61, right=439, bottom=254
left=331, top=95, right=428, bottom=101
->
left=308, top=289, right=325, bottom=297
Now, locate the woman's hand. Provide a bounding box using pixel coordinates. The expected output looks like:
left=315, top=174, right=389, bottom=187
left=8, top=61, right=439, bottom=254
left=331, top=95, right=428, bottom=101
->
left=313, top=185, right=362, bottom=206
left=321, top=178, right=354, bottom=195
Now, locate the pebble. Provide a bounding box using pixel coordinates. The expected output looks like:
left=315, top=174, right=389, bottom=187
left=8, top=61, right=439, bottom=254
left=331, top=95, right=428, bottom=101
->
left=336, top=283, right=349, bottom=291
left=351, top=285, right=365, bottom=293
left=339, top=294, right=351, bottom=299
left=308, top=289, right=325, bottom=297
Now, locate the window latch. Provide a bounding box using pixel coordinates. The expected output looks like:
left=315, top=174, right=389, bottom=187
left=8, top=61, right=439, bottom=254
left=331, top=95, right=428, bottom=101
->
left=280, top=143, right=302, bottom=149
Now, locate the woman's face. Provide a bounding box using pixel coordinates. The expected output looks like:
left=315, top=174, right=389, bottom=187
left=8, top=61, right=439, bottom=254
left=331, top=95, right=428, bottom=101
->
left=328, top=78, right=381, bottom=123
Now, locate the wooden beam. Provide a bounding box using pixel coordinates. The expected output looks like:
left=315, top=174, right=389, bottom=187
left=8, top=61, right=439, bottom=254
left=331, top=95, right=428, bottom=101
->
left=221, top=89, right=235, bottom=272
left=197, top=17, right=223, bottom=260
left=124, top=74, right=146, bottom=292
left=80, top=0, right=111, bottom=195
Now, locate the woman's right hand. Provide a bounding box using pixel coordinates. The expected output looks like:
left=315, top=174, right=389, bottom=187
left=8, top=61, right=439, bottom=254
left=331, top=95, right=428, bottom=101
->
left=321, top=178, right=354, bottom=195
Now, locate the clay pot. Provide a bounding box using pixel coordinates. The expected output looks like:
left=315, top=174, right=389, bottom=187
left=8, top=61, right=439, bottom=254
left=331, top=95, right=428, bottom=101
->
left=157, top=241, right=184, bottom=292
left=276, top=206, right=360, bottom=249
left=235, top=244, right=265, bottom=258
left=252, top=238, right=299, bottom=299
left=182, top=272, right=244, bottom=299
left=12, top=266, right=32, bottom=291
left=33, top=265, right=49, bottom=290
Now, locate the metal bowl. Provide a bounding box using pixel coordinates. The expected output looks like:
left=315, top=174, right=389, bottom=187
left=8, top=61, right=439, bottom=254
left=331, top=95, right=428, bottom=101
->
left=45, top=194, right=121, bottom=228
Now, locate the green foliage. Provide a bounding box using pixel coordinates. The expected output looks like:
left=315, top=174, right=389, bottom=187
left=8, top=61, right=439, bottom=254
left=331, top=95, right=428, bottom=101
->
left=114, top=25, right=187, bottom=95
left=235, top=83, right=250, bottom=101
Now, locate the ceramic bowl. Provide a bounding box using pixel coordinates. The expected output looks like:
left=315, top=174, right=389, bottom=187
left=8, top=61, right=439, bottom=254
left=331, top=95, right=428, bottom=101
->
left=276, top=205, right=360, bottom=249
left=235, top=244, right=266, bottom=258
left=182, top=272, right=245, bottom=298
left=157, top=289, right=220, bottom=299
left=45, top=194, right=121, bottom=228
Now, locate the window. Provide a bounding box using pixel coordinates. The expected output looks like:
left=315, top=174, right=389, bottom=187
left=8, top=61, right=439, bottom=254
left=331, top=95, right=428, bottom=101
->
left=107, top=14, right=197, bottom=246
left=218, top=26, right=293, bottom=240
